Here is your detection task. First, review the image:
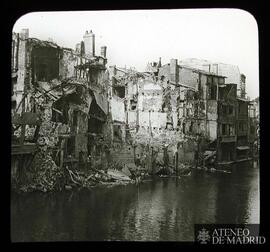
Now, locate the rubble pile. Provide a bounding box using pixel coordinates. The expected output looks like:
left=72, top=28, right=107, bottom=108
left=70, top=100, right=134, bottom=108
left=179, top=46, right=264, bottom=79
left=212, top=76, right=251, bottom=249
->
left=17, top=154, right=146, bottom=192
left=19, top=150, right=64, bottom=192
left=63, top=164, right=143, bottom=190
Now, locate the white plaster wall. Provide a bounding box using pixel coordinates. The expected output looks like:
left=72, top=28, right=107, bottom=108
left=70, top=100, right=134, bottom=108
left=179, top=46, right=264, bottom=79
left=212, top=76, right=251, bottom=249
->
left=111, top=96, right=125, bottom=122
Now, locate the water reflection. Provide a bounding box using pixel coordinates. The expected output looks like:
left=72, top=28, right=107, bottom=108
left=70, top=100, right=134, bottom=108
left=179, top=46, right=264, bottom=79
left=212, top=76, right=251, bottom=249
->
left=11, top=164, right=259, bottom=241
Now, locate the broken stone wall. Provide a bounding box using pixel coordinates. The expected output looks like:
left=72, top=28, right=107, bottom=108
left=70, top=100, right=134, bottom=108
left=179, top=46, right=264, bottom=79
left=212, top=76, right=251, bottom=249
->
left=59, top=49, right=78, bottom=79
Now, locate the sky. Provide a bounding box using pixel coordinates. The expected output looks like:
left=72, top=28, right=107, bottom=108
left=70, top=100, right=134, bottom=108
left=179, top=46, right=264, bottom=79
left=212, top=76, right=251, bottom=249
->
left=13, top=9, right=259, bottom=99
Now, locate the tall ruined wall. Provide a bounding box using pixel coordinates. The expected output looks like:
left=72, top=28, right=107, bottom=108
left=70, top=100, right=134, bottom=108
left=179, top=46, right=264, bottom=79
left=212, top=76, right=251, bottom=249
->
left=17, top=33, right=28, bottom=93
left=12, top=31, right=29, bottom=111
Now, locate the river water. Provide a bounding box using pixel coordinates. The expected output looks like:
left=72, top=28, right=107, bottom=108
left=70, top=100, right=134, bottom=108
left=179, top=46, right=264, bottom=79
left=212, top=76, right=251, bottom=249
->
left=11, top=163, right=259, bottom=241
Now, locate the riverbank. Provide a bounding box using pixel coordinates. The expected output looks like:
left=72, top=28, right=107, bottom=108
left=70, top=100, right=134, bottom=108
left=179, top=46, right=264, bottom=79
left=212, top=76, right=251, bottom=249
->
left=12, top=149, right=153, bottom=193
left=12, top=158, right=193, bottom=194
left=12, top=160, right=237, bottom=193
left=13, top=147, right=256, bottom=194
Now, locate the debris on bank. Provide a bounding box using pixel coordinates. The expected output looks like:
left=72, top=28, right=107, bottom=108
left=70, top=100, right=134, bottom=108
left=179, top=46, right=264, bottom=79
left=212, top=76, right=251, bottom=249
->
left=15, top=152, right=150, bottom=193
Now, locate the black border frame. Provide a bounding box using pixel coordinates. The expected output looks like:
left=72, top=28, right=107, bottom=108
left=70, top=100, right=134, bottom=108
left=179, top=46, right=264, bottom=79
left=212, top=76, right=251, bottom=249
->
left=3, top=0, right=269, bottom=249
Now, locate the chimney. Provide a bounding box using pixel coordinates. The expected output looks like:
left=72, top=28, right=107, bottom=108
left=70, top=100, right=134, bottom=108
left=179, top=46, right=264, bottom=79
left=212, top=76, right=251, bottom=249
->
left=170, top=59, right=178, bottom=83
left=240, top=74, right=246, bottom=98
left=80, top=41, right=85, bottom=55
left=83, top=30, right=95, bottom=58
left=100, top=46, right=107, bottom=58
left=19, top=28, right=29, bottom=39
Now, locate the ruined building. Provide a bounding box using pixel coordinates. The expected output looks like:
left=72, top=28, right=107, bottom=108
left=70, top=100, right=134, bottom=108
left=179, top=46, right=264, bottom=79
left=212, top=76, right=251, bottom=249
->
left=108, top=57, right=256, bottom=172
left=179, top=58, right=247, bottom=98
left=12, top=29, right=110, bottom=172
left=108, top=58, right=228, bottom=171
left=11, top=29, right=258, bottom=176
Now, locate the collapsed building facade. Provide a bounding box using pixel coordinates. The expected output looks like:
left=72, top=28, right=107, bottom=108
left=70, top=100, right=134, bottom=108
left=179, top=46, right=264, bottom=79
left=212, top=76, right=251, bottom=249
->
left=11, top=29, right=111, bottom=182
left=11, top=29, right=259, bottom=184
left=108, top=58, right=259, bottom=172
